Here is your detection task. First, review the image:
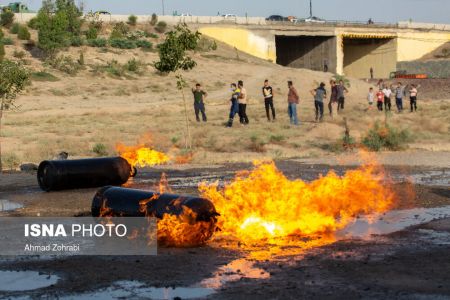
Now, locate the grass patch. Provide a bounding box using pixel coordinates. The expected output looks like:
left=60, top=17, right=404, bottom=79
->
left=31, top=71, right=59, bottom=82
left=92, top=143, right=109, bottom=156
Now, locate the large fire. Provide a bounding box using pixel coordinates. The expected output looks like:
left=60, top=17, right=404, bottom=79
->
left=199, top=159, right=395, bottom=242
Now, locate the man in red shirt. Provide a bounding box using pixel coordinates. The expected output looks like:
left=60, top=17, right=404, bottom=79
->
left=376, top=88, right=384, bottom=111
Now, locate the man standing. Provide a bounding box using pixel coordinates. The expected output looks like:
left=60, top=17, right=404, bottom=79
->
left=337, top=80, right=348, bottom=112
left=192, top=83, right=208, bottom=122
left=238, top=80, right=249, bottom=125
left=395, top=82, right=405, bottom=113
left=376, top=88, right=384, bottom=111
left=311, top=82, right=326, bottom=122
left=226, top=83, right=240, bottom=127
left=382, top=84, right=392, bottom=111
left=262, top=79, right=276, bottom=122
left=287, top=81, right=299, bottom=125
left=370, top=67, right=374, bottom=79
left=409, top=84, right=418, bottom=112
left=328, top=80, right=338, bottom=117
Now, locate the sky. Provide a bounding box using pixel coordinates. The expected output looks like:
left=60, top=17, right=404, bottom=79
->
left=14, top=0, right=450, bottom=24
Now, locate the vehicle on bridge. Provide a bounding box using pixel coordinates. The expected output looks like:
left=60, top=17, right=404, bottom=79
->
left=222, top=14, right=237, bottom=19
left=295, top=16, right=326, bottom=24
left=1, top=2, right=33, bottom=13
left=390, top=70, right=428, bottom=79
left=266, top=15, right=288, bottom=22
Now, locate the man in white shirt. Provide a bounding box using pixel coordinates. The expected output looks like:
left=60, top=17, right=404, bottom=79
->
left=409, top=84, right=418, bottom=112
left=382, top=85, right=392, bottom=111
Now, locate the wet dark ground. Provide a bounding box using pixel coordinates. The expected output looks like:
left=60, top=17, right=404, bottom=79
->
left=0, top=160, right=449, bottom=299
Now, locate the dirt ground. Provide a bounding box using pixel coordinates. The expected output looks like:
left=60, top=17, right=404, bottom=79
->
left=0, top=161, right=449, bottom=299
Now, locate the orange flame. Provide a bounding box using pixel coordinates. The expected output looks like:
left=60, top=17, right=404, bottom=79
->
left=199, top=160, right=395, bottom=242
left=116, top=143, right=169, bottom=168
left=136, top=173, right=216, bottom=247
left=157, top=206, right=216, bottom=247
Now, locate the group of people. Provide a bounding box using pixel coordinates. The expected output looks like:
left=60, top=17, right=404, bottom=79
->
left=368, top=80, right=419, bottom=113
left=191, top=79, right=352, bottom=127
left=191, top=78, right=418, bottom=127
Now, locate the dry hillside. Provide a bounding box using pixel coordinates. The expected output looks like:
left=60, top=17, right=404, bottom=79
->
left=1, top=23, right=449, bottom=169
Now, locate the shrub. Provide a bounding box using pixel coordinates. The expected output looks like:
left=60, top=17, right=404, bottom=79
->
left=248, top=135, right=266, bottom=153
left=136, top=39, right=152, bottom=50
left=0, top=28, right=3, bottom=39
left=127, top=15, right=137, bottom=26
left=17, top=26, right=31, bottom=40
left=87, top=38, right=107, bottom=47
left=125, top=58, right=143, bottom=73
left=150, top=13, right=158, bottom=26
left=31, top=71, right=59, bottom=81
left=70, top=35, right=84, bottom=46
left=10, top=22, right=20, bottom=34
left=147, top=32, right=158, bottom=39
left=77, top=52, right=84, bottom=65
left=126, top=30, right=145, bottom=40
left=2, top=153, right=20, bottom=170
left=1, top=37, right=13, bottom=45
left=13, top=50, right=26, bottom=59
left=92, top=143, right=108, bottom=156
left=0, top=9, right=15, bottom=27
left=110, top=22, right=129, bottom=39
left=85, top=26, right=98, bottom=40
left=269, top=135, right=285, bottom=144
left=362, top=121, right=412, bottom=151
left=333, top=74, right=351, bottom=87
left=27, top=17, right=39, bottom=29
left=196, top=37, right=217, bottom=52
left=155, top=21, right=167, bottom=33
left=109, top=38, right=137, bottom=49
left=105, top=60, right=125, bottom=77
left=48, top=55, right=82, bottom=75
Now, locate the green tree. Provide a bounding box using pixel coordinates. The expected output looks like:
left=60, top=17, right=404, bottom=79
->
left=154, top=23, right=201, bottom=149
left=36, top=0, right=83, bottom=56
left=0, top=9, right=15, bottom=27
left=0, top=60, right=29, bottom=171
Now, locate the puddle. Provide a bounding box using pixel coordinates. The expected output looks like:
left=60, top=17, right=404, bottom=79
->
left=0, top=271, right=59, bottom=291
left=406, top=170, right=450, bottom=186
left=201, top=258, right=270, bottom=289
left=61, top=281, right=214, bottom=300
left=0, top=199, right=23, bottom=212
left=338, top=205, right=450, bottom=239
left=418, top=229, right=450, bottom=245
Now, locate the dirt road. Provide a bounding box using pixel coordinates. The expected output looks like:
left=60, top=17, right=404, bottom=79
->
left=0, top=161, right=449, bottom=299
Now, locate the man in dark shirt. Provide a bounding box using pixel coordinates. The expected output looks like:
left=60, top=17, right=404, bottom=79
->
left=192, top=83, right=208, bottom=122
left=337, top=80, right=349, bottom=112
left=311, top=82, right=327, bottom=122
left=262, top=79, right=276, bottom=122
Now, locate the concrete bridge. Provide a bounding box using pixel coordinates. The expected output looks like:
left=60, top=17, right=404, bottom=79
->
left=196, top=23, right=450, bottom=78
left=14, top=13, right=450, bottom=78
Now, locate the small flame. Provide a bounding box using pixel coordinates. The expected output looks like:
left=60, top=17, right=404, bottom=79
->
left=116, top=143, right=169, bottom=168
left=200, top=158, right=395, bottom=242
